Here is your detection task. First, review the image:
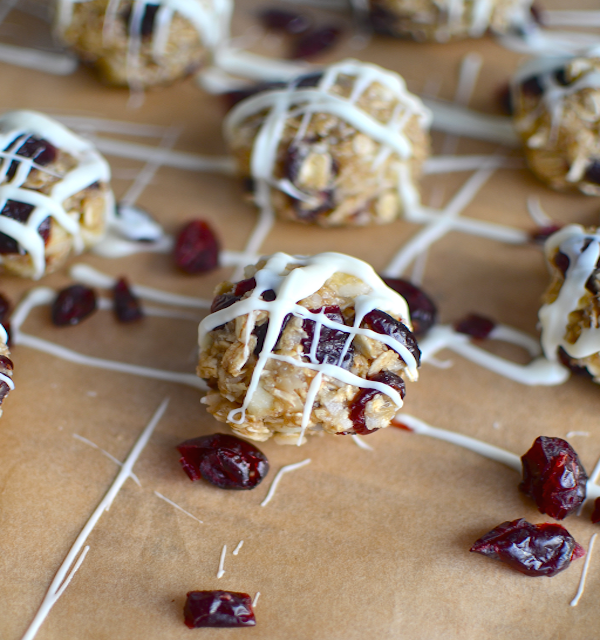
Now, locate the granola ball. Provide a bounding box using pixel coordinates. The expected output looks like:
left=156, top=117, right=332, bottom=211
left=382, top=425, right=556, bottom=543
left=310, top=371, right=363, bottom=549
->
left=224, top=59, right=431, bottom=227
left=54, top=0, right=232, bottom=88
left=0, top=110, right=114, bottom=279
left=0, top=324, right=13, bottom=417
left=512, top=52, right=600, bottom=195
left=539, top=224, right=600, bottom=380
left=368, top=0, right=533, bottom=42
left=198, top=252, right=420, bottom=445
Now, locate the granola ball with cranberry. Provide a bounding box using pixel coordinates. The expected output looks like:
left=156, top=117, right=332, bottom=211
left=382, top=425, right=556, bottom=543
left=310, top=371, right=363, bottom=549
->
left=224, top=59, right=431, bottom=227
left=512, top=52, right=600, bottom=195
left=0, top=110, right=114, bottom=279
left=369, top=0, right=533, bottom=42
left=54, top=0, right=232, bottom=88
left=198, top=252, right=420, bottom=445
left=540, top=224, right=600, bottom=379
left=0, top=323, right=13, bottom=418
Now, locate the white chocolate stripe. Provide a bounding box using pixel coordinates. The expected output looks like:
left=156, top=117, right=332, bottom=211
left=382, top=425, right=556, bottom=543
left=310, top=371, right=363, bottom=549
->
left=0, top=372, right=13, bottom=390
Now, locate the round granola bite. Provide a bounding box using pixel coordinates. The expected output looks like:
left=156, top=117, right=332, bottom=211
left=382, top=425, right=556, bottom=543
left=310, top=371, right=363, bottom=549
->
left=539, top=224, right=600, bottom=380
left=368, top=0, right=533, bottom=42
left=54, top=0, right=232, bottom=88
left=224, top=59, right=431, bottom=227
left=0, top=323, right=13, bottom=417
left=198, top=252, right=420, bottom=445
left=512, top=50, right=600, bottom=195
left=0, top=110, right=114, bottom=279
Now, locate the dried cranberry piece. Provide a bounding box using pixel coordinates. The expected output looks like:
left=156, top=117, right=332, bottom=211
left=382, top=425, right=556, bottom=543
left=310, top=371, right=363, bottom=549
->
left=381, top=277, right=437, bottom=337
left=210, top=293, right=239, bottom=314
left=301, top=305, right=353, bottom=369
left=234, top=277, right=256, bottom=297
left=348, top=370, right=405, bottom=435
left=470, top=518, right=585, bottom=576
left=113, top=277, right=143, bottom=323
left=177, top=433, right=269, bottom=490
left=223, top=81, right=285, bottom=110
left=0, top=200, right=51, bottom=254
left=553, top=250, right=570, bottom=275
left=51, top=285, right=97, bottom=327
left=557, top=346, right=592, bottom=378
left=362, top=309, right=421, bottom=366
left=530, top=224, right=562, bottom=245
left=454, top=314, right=495, bottom=340
left=520, top=436, right=587, bottom=520
left=6, top=135, right=57, bottom=181
left=0, top=355, right=13, bottom=375
left=592, top=498, right=600, bottom=524
left=184, top=591, right=255, bottom=628
left=258, top=8, right=311, bottom=34
left=554, top=67, right=571, bottom=86
left=497, top=83, right=513, bottom=116
left=521, top=75, right=544, bottom=98
left=0, top=380, right=9, bottom=405
left=253, top=320, right=269, bottom=356
left=174, top=220, right=220, bottom=274
left=123, top=3, right=159, bottom=37
left=584, top=160, right=600, bottom=186
left=0, top=293, right=11, bottom=326
left=290, top=26, right=341, bottom=59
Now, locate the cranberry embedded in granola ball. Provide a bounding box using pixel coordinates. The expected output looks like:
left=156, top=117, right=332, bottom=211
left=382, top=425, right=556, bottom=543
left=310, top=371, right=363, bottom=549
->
left=381, top=277, right=437, bottom=337
left=177, top=433, right=269, bottom=490
left=470, top=518, right=585, bottom=577
left=520, top=436, right=587, bottom=520
left=184, top=591, right=256, bottom=628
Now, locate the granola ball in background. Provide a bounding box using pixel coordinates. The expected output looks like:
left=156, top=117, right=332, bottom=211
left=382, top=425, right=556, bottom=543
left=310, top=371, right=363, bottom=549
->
left=512, top=50, right=600, bottom=195
left=198, top=252, right=420, bottom=445
left=368, top=0, right=533, bottom=42
left=54, top=0, right=232, bottom=87
left=540, top=224, right=600, bottom=380
left=0, top=110, right=114, bottom=279
left=224, top=59, right=431, bottom=227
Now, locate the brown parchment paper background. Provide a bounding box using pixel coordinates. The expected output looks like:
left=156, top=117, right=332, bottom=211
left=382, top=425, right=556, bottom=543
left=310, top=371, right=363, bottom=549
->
left=2, top=1, right=600, bottom=639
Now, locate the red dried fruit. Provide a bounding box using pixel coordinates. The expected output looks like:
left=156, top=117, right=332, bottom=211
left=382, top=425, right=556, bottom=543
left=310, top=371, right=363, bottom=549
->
left=290, top=26, right=341, bottom=59
left=184, top=591, right=255, bottom=628
left=530, top=224, right=562, bottom=245
left=470, top=518, right=585, bottom=577
left=557, top=347, right=592, bottom=379
left=521, top=75, right=544, bottom=98
left=6, top=135, right=57, bottom=181
left=177, top=433, right=269, bottom=490
left=123, top=3, right=159, bottom=37
left=584, top=161, right=600, bottom=186
left=301, top=305, right=353, bottom=369
left=174, top=220, right=220, bottom=274
left=113, top=277, right=143, bottom=323
left=258, top=8, right=312, bottom=34
left=348, top=371, right=405, bottom=436
left=497, top=83, right=513, bottom=116
left=592, top=498, right=600, bottom=524
left=234, top=277, right=257, bottom=297
left=520, top=436, right=587, bottom=520
left=381, top=277, right=437, bottom=337
left=0, top=200, right=50, bottom=254
left=0, top=380, right=10, bottom=405
left=0, top=293, right=11, bottom=326
left=362, top=309, right=421, bottom=366
left=553, top=250, right=570, bottom=275
left=454, top=314, right=495, bottom=340
left=51, top=285, right=97, bottom=327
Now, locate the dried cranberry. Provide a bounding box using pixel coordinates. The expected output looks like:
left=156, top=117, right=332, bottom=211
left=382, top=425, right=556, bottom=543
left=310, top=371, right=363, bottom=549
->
left=0, top=200, right=50, bottom=254
left=584, top=161, right=600, bottom=186
left=521, top=75, right=544, bottom=98
left=210, top=293, right=239, bottom=314
left=6, top=135, right=57, bottom=181
left=301, top=305, right=353, bottom=369
left=348, top=371, right=405, bottom=436
left=290, top=26, right=341, bottom=59
left=470, top=518, right=585, bottom=577
left=530, top=224, right=562, bottom=245
left=0, top=293, right=10, bottom=326
left=253, top=320, right=269, bottom=356
left=113, top=277, right=143, bottom=323
left=362, top=309, right=421, bottom=366
left=557, top=347, right=592, bottom=378
left=123, top=3, right=159, bottom=37
left=223, top=81, right=285, bottom=110
left=177, top=433, right=269, bottom=490
left=174, top=220, right=220, bottom=274
left=0, top=355, right=13, bottom=375
left=554, top=67, right=571, bottom=86
left=0, top=381, right=9, bottom=405
left=51, top=285, right=97, bottom=327
left=184, top=591, right=256, bottom=628
left=234, top=277, right=256, bottom=297
left=454, top=314, right=495, bottom=340
left=553, top=250, right=570, bottom=275
left=497, top=83, right=513, bottom=116
left=592, top=498, right=600, bottom=524
left=520, top=436, right=587, bottom=520
left=258, top=8, right=311, bottom=34
left=381, top=277, right=437, bottom=337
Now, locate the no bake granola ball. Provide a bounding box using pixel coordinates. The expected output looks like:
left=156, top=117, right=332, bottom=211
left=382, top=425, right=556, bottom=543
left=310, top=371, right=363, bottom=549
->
left=512, top=50, right=600, bottom=195
left=539, top=225, right=600, bottom=380
left=224, top=59, right=431, bottom=227
left=198, top=252, right=420, bottom=445
left=368, top=0, right=533, bottom=42
left=54, top=0, right=232, bottom=88
left=0, top=110, right=114, bottom=279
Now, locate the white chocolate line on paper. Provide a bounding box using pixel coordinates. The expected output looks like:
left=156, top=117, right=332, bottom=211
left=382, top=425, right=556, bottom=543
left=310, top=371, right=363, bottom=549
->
left=154, top=491, right=203, bottom=524
left=252, top=592, right=261, bottom=608
left=233, top=540, right=244, bottom=555
left=260, top=459, right=312, bottom=507
left=526, top=195, right=552, bottom=226
left=217, top=544, right=227, bottom=579
left=21, top=399, right=169, bottom=640
left=544, top=11, right=600, bottom=27
left=72, top=433, right=141, bottom=487
left=0, top=43, right=77, bottom=75
left=566, top=431, right=590, bottom=438
left=423, top=155, right=523, bottom=174
left=10, top=287, right=207, bottom=390
left=351, top=434, right=374, bottom=451
left=570, top=534, right=597, bottom=607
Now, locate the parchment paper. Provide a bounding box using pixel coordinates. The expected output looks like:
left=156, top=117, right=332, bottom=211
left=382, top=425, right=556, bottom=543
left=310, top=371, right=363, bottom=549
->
left=1, top=1, right=600, bottom=639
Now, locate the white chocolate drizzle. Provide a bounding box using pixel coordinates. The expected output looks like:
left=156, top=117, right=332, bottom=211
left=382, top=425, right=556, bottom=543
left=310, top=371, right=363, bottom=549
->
left=21, top=398, right=169, bottom=640
left=233, top=540, right=244, bottom=555
left=154, top=491, right=203, bottom=524
left=0, top=110, right=114, bottom=279
left=260, top=458, right=312, bottom=507
left=217, top=543, right=227, bottom=578
left=351, top=434, right=374, bottom=451
left=72, top=433, right=141, bottom=486
left=199, top=252, right=419, bottom=430
left=224, top=59, right=432, bottom=227
left=539, top=225, right=600, bottom=362
left=252, top=592, right=261, bottom=608
left=570, top=533, right=597, bottom=607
